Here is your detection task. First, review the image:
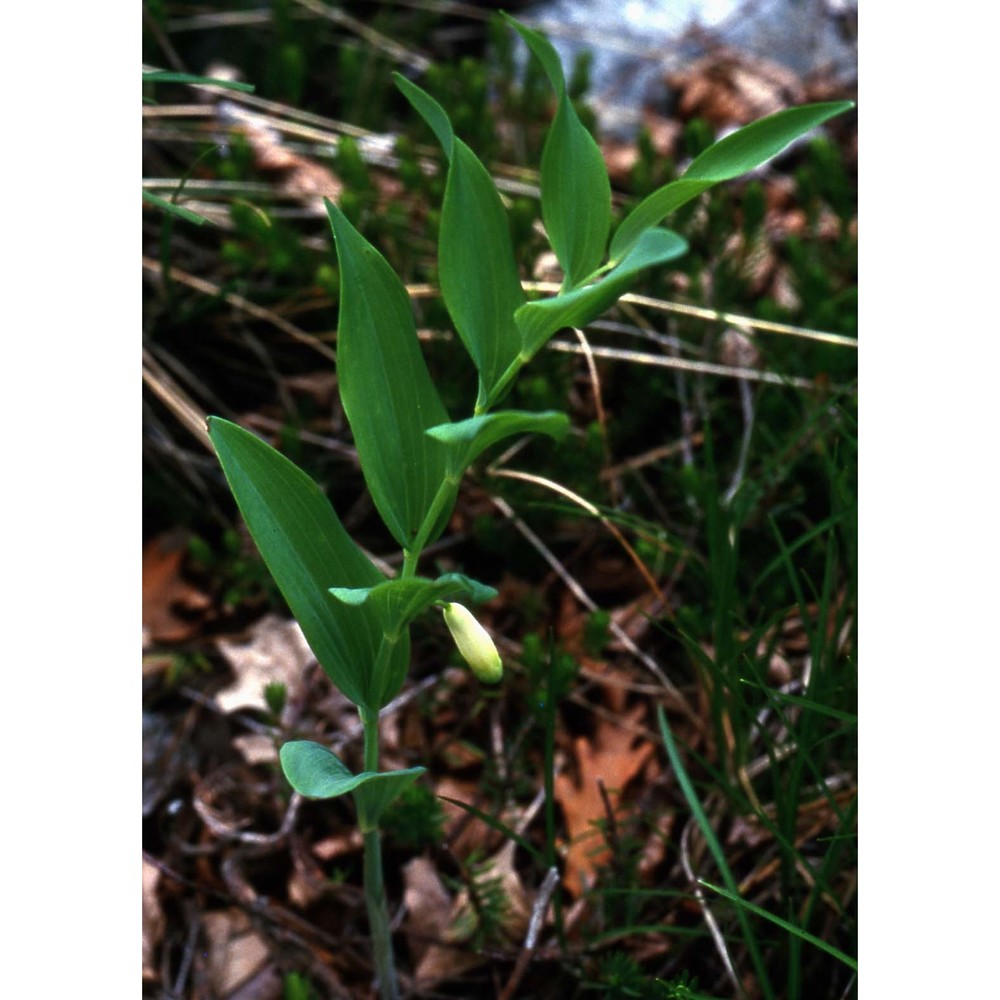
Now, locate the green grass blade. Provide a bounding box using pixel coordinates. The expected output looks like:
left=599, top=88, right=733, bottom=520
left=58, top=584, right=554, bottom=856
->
left=657, top=705, right=776, bottom=1000
left=698, top=880, right=857, bottom=972
left=142, top=70, right=255, bottom=92
left=142, top=190, right=208, bottom=226
left=437, top=795, right=545, bottom=866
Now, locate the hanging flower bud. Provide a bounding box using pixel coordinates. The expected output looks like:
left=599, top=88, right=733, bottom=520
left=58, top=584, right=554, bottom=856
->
left=442, top=603, right=502, bottom=684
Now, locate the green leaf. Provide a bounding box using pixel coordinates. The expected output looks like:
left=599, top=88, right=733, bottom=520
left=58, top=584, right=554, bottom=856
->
left=393, top=73, right=454, bottom=158
left=509, top=17, right=611, bottom=288
left=610, top=101, right=854, bottom=261
left=326, top=200, right=452, bottom=549
left=427, top=409, right=570, bottom=474
left=330, top=573, right=498, bottom=636
left=396, top=76, right=525, bottom=410
left=514, top=228, right=688, bottom=360
left=207, top=417, right=409, bottom=712
left=280, top=741, right=425, bottom=832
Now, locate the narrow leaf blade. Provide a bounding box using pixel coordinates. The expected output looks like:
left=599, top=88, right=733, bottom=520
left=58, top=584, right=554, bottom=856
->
left=393, top=74, right=454, bottom=158
left=510, top=17, right=611, bottom=287
left=439, top=139, right=526, bottom=406
left=611, top=101, right=854, bottom=261
left=327, top=200, right=451, bottom=549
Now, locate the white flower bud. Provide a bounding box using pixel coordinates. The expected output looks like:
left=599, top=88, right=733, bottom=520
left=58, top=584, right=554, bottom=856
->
left=442, top=603, right=502, bottom=684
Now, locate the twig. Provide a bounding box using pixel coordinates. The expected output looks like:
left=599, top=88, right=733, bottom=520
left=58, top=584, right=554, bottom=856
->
left=488, top=495, right=700, bottom=727
left=142, top=256, right=337, bottom=362
left=680, top=817, right=746, bottom=1000
left=497, top=866, right=561, bottom=1000
left=488, top=466, right=664, bottom=602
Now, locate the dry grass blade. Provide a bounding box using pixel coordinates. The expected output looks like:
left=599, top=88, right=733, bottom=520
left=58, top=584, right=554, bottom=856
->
left=488, top=466, right=664, bottom=602
left=142, top=256, right=336, bottom=362
left=488, top=495, right=699, bottom=727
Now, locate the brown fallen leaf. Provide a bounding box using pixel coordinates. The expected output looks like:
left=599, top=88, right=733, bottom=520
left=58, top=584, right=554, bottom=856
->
left=665, top=49, right=806, bottom=129
left=142, top=532, right=211, bottom=647
left=554, top=676, right=656, bottom=897
left=403, top=857, right=485, bottom=987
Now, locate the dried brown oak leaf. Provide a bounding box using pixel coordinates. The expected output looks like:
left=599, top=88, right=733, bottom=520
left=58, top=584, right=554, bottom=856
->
left=142, top=533, right=211, bottom=647
left=555, top=692, right=656, bottom=897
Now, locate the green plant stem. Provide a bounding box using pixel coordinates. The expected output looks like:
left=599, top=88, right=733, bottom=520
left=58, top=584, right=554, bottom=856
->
left=403, top=473, right=460, bottom=575
left=360, top=706, right=400, bottom=1000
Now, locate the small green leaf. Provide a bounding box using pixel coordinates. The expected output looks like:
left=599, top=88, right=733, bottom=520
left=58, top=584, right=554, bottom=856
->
left=427, top=410, right=570, bottom=473
left=396, top=76, right=525, bottom=409
left=207, top=417, right=409, bottom=712
left=509, top=17, right=611, bottom=288
left=514, top=228, right=689, bottom=360
left=610, top=101, right=854, bottom=261
left=327, top=200, right=452, bottom=549
left=330, top=573, right=498, bottom=636
left=280, top=741, right=426, bottom=832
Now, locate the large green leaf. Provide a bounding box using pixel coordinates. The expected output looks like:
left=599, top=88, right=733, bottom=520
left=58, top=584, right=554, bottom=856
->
left=207, top=417, right=409, bottom=712
left=280, top=741, right=425, bottom=832
left=427, top=410, right=570, bottom=474
left=509, top=17, right=611, bottom=289
left=396, top=77, right=525, bottom=410
left=330, top=572, right=498, bottom=638
left=514, top=227, right=689, bottom=360
left=610, top=101, right=855, bottom=261
left=393, top=73, right=454, bottom=158
left=327, top=200, right=452, bottom=550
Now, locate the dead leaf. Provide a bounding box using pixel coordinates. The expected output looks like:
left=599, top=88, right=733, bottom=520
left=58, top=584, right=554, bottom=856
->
left=215, top=614, right=314, bottom=717
left=403, top=858, right=484, bottom=986
left=142, top=858, right=164, bottom=982
left=202, top=909, right=271, bottom=997
left=665, top=50, right=806, bottom=129
left=554, top=678, right=656, bottom=897
left=143, top=532, right=211, bottom=647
